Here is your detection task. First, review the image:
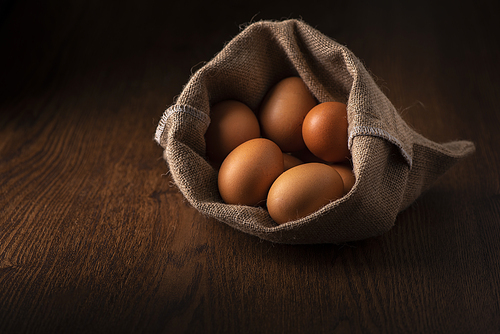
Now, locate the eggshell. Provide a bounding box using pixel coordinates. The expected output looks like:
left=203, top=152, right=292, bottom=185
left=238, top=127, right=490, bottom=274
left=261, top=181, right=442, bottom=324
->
left=266, top=162, right=344, bottom=225
left=329, top=163, right=356, bottom=194
left=218, top=138, right=283, bottom=206
left=302, top=102, right=350, bottom=163
left=259, top=77, right=317, bottom=152
left=205, top=100, right=260, bottom=166
left=283, top=153, right=303, bottom=171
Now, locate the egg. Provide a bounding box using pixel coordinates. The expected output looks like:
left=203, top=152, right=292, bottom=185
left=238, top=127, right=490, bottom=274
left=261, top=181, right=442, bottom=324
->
left=259, top=77, right=317, bottom=152
left=302, top=102, right=350, bottom=163
left=218, top=138, right=283, bottom=206
left=205, top=100, right=260, bottom=166
left=329, top=163, right=356, bottom=194
left=283, top=153, right=303, bottom=171
left=266, top=162, right=344, bottom=225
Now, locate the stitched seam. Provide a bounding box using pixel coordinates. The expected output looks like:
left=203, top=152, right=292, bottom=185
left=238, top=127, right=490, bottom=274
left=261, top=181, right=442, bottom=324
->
left=154, top=105, right=210, bottom=144
left=349, top=126, right=412, bottom=167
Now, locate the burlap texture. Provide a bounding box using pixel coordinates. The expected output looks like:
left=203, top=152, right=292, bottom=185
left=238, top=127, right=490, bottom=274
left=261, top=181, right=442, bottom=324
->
left=154, top=19, right=475, bottom=244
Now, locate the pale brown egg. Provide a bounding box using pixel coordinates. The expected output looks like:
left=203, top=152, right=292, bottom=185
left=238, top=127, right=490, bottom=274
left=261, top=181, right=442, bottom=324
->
left=218, top=138, right=283, bottom=206
left=205, top=100, right=260, bottom=166
left=266, top=162, right=344, bottom=225
left=329, top=163, right=356, bottom=194
left=258, top=77, right=317, bottom=152
left=302, top=102, right=350, bottom=163
left=283, top=153, right=303, bottom=171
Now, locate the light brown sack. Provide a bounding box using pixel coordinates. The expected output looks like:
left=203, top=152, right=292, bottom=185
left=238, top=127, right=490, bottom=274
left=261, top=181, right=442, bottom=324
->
left=154, top=19, right=475, bottom=244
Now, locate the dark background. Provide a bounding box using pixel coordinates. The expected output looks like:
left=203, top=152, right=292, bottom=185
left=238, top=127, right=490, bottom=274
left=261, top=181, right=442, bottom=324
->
left=1, top=0, right=499, bottom=333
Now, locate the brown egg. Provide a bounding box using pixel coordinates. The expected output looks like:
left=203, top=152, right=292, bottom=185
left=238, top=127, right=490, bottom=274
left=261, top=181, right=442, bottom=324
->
left=218, top=138, right=283, bottom=206
left=267, top=162, right=344, bottom=225
left=329, top=163, right=356, bottom=194
left=205, top=100, right=260, bottom=166
left=283, top=153, right=303, bottom=171
left=259, top=77, right=317, bottom=152
left=302, top=102, right=350, bottom=163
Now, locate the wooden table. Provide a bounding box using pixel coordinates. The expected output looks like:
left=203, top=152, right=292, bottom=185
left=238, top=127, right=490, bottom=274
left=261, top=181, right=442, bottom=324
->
left=1, top=0, right=499, bottom=333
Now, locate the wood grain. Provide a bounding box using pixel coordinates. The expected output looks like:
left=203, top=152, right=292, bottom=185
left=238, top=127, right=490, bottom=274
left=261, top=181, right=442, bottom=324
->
left=1, top=0, right=499, bottom=333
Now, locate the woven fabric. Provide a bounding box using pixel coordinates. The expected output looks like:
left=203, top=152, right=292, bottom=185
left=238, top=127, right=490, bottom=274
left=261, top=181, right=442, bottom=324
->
left=154, top=19, right=475, bottom=244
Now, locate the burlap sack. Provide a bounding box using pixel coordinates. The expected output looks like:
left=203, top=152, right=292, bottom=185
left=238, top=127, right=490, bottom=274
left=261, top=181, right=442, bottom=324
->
left=154, top=19, right=475, bottom=244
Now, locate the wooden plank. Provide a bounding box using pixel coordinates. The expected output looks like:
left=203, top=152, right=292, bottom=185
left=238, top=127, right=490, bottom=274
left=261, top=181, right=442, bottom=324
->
left=0, top=0, right=499, bottom=333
